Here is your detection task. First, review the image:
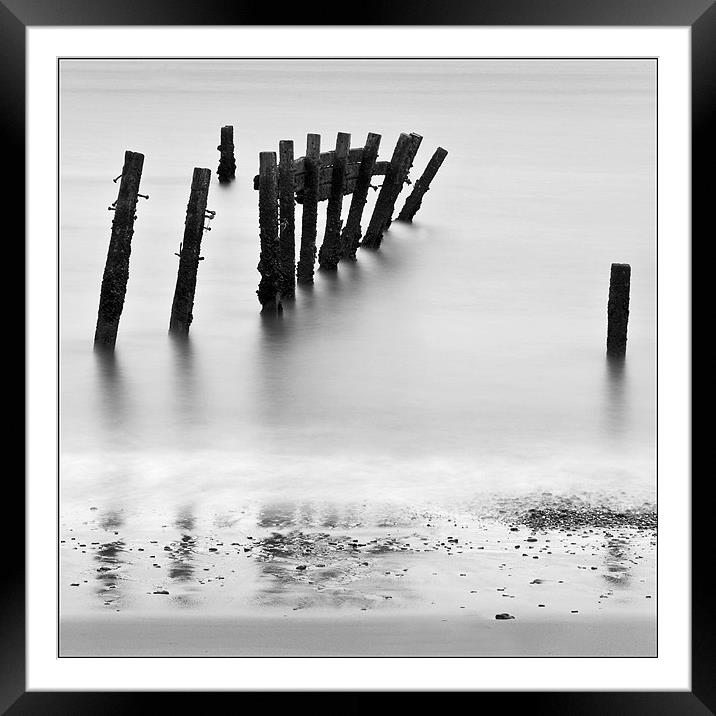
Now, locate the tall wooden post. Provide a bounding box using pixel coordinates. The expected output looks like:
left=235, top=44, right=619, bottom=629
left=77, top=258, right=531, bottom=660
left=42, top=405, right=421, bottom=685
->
left=607, top=263, right=631, bottom=357
left=362, top=133, right=422, bottom=249
left=296, top=134, right=321, bottom=284
left=318, top=132, right=351, bottom=271
left=341, top=132, right=381, bottom=260
left=169, top=168, right=212, bottom=334
left=94, top=150, right=145, bottom=349
left=217, top=125, right=236, bottom=183
left=257, top=152, right=282, bottom=313
left=383, top=133, right=422, bottom=232
left=396, top=146, right=448, bottom=223
left=278, top=140, right=296, bottom=299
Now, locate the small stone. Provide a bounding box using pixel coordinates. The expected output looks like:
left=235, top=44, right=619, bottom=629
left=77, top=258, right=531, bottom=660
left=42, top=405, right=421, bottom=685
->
left=495, top=613, right=515, bottom=620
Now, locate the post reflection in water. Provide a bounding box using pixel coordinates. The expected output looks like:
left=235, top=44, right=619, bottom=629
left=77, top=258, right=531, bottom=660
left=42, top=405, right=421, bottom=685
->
left=169, top=333, right=197, bottom=402
left=93, top=350, right=127, bottom=433
left=604, top=355, right=629, bottom=439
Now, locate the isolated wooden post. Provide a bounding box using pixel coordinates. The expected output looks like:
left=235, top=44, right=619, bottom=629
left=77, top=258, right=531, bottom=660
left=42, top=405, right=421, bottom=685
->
left=362, top=133, right=422, bottom=249
left=296, top=134, right=321, bottom=283
left=278, top=140, right=296, bottom=299
left=396, top=146, right=448, bottom=223
left=341, top=132, right=381, bottom=260
left=607, top=263, right=631, bottom=357
left=257, top=152, right=282, bottom=312
left=169, top=168, right=212, bottom=334
left=217, top=125, right=236, bottom=183
left=318, top=132, right=351, bottom=271
left=94, top=150, right=145, bottom=349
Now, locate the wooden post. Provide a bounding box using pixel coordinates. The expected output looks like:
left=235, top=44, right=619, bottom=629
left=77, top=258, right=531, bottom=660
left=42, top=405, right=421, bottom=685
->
left=383, top=133, right=422, bottom=232
left=318, top=132, right=351, bottom=271
left=607, top=263, right=631, bottom=357
left=362, top=133, right=422, bottom=249
left=94, top=150, right=145, bottom=349
left=217, top=125, right=236, bottom=183
left=341, top=132, right=381, bottom=260
left=396, top=146, right=448, bottom=223
left=256, top=152, right=282, bottom=312
left=169, top=168, right=212, bottom=334
left=297, top=134, right=321, bottom=284
left=278, top=140, right=296, bottom=299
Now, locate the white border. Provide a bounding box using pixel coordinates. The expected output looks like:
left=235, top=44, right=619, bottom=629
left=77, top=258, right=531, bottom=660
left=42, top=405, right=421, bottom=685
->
left=27, top=27, right=691, bottom=691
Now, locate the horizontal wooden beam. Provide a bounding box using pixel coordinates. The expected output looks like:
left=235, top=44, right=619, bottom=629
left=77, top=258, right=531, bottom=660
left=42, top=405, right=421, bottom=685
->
left=253, top=153, right=389, bottom=196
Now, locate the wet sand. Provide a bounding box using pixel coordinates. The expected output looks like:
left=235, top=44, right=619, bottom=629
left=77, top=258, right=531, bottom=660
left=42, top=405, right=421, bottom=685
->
left=60, top=493, right=656, bottom=657
left=60, top=613, right=655, bottom=657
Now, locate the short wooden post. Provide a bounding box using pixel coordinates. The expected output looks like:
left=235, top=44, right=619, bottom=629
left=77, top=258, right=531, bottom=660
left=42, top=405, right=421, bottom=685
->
left=256, top=152, right=282, bottom=312
left=341, top=132, right=381, bottom=260
left=297, top=134, right=321, bottom=284
left=362, top=132, right=422, bottom=249
left=169, top=167, right=212, bottom=334
left=217, top=125, right=236, bottom=183
left=318, top=132, right=351, bottom=271
left=278, top=140, right=296, bottom=299
left=607, top=263, right=631, bottom=357
left=94, top=150, right=145, bottom=349
left=396, top=146, right=448, bottom=223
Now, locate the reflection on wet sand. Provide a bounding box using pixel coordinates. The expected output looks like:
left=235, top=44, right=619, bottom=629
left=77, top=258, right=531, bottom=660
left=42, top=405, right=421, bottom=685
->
left=95, top=510, right=126, bottom=610
left=62, top=496, right=655, bottom=624
left=250, top=502, right=410, bottom=610
left=602, top=534, right=633, bottom=588
left=165, top=509, right=199, bottom=607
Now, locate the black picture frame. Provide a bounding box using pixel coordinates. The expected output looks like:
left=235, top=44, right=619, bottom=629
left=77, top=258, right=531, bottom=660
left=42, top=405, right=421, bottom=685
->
left=8, top=0, right=704, bottom=711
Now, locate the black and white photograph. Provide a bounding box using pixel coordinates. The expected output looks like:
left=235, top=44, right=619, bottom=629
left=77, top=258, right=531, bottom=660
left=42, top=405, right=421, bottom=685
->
left=56, top=55, right=659, bottom=659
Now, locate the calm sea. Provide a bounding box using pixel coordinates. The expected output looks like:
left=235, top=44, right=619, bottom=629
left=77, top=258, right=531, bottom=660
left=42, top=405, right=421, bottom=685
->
left=59, top=59, right=656, bottom=518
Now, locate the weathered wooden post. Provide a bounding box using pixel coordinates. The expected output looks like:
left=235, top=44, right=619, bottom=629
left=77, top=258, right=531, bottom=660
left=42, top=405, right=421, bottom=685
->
left=318, top=132, right=351, bottom=271
left=606, top=263, right=631, bottom=357
left=396, top=146, right=448, bottom=223
left=278, top=140, right=296, bottom=299
left=257, top=152, right=282, bottom=313
left=341, top=132, right=381, bottom=260
left=217, top=125, right=236, bottom=183
left=296, top=134, right=321, bottom=284
left=383, top=133, right=422, bottom=232
left=362, top=132, right=422, bottom=249
left=169, top=167, right=212, bottom=334
left=94, top=150, right=145, bottom=349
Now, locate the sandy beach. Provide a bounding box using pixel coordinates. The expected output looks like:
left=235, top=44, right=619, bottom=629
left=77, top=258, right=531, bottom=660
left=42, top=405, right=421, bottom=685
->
left=60, top=614, right=655, bottom=657
left=60, top=494, right=656, bottom=657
